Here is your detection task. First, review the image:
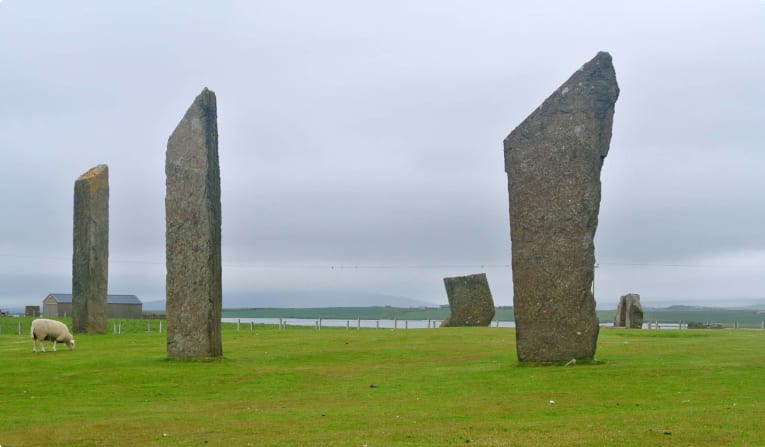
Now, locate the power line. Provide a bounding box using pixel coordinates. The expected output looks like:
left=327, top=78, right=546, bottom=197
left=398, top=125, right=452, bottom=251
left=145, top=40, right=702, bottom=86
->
left=598, top=261, right=765, bottom=270
left=2, top=252, right=764, bottom=271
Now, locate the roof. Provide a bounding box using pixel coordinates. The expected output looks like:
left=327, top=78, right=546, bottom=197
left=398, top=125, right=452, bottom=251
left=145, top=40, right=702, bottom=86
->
left=47, top=294, right=142, bottom=305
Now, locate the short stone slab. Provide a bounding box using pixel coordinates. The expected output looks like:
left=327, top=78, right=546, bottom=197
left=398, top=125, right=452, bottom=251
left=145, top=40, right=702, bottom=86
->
left=440, top=273, right=495, bottom=327
left=614, top=293, right=643, bottom=329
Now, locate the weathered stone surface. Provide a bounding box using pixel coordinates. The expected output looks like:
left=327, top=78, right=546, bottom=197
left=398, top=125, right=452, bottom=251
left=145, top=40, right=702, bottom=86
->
left=614, top=293, right=643, bottom=329
left=72, top=164, right=109, bottom=334
left=503, top=52, right=619, bottom=362
left=165, top=88, right=222, bottom=359
left=440, top=273, right=496, bottom=327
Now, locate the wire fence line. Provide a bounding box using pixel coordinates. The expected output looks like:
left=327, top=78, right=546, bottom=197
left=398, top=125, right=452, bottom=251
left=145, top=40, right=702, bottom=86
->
left=3, top=316, right=764, bottom=337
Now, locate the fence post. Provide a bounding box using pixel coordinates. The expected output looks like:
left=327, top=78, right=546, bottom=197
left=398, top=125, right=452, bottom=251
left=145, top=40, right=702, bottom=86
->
left=113, top=322, right=117, bottom=334
left=427, top=319, right=431, bottom=329
left=405, top=320, right=408, bottom=329
left=159, top=320, right=162, bottom=333
left=357, top=318, right=361, bottom=330
left=19, top=321, right=22, bottom=336
left=376, top=320, right=380, bottom=329
left=394, top=318, right=397, bottom=330
left=237, top=319, right=240, bottom=331
left=250, top=321, right=253, bottom=331
left=346, top=320, right=350, bottom=330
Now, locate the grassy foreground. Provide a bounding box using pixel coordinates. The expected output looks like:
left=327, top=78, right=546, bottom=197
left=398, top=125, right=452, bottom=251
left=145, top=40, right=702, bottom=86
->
left=1, top=319, right=764, bottom=446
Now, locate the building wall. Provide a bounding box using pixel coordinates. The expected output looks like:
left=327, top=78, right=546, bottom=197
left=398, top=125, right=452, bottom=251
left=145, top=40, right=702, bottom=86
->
left=42, top=295, right=142, bottom=318
left=58, top=303, right=72, bottom=317
left=108, top=303, right=142, bottom=319
left=42, top=296, right=58, bottom=318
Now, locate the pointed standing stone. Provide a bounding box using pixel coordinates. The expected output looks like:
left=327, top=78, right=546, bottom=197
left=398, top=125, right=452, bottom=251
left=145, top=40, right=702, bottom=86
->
left=72, top=164, right=109, bottom=334
left=440, top=273, right=496, bottom=327
left=165, top=88, right=222, bottom=359
left=504, top=52, right=619, bottom=362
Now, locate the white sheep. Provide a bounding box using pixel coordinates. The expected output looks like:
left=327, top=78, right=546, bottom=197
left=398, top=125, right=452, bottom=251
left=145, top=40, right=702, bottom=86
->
left=30, top=319, right=75, bottom=352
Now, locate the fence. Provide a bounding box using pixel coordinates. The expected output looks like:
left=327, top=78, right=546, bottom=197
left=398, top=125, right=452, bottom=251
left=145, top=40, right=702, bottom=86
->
left=0, top=317, right=166, bottom=337
left=223, top=317, right=518, bottom=330
left=223, top=318, right=765, bottom=331
left=2, top=316, right=765, bottom=336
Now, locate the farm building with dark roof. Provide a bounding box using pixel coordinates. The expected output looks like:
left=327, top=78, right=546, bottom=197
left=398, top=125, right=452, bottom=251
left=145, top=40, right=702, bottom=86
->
left=43, top=293, right=143, bottom=319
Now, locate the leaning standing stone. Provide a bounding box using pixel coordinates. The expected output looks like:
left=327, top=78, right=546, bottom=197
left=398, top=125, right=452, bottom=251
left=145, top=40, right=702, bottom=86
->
left=440, top=273, right=496, bottom=327
left=166, top=88, right=222, bottom=359
left=504, top=52, right=619, bottom=362
left=72, top=164, right=109, bottom=334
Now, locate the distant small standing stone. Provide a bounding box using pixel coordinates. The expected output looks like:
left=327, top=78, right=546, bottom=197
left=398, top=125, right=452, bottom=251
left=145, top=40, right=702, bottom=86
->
left=72, top=164, right=109, bottom=334
left=614, top=293, right=643, bottom=329
left=165, top=88, right=222, bottom=359
left=440, top=273, right=496, bottom=327
left=504, top=52, right=619, bottom=362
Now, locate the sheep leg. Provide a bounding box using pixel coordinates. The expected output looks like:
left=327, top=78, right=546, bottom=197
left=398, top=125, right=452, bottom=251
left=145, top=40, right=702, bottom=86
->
left=52, top=340, right=57, bottom=352
left=32, top=338, right=37, bottom=353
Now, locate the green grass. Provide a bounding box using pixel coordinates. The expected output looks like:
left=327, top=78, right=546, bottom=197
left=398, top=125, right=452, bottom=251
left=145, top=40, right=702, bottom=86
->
left=1, top=317, right=764, bottom=446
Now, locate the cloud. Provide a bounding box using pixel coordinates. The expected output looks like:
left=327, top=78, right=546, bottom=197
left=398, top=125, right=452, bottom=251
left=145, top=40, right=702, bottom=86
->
left=1, top=0, right=764, bottom=309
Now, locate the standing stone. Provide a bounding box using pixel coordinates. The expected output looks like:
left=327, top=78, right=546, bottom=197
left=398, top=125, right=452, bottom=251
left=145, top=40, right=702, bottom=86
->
left=165, top=88, right=222, bottom=359
left=614, top=293, right=643, bottom=329
left=72, top=164, right=109, bottom=334
left=504, top=52, right=619, bottom=362
left=440, top=273, right=496, bottom=327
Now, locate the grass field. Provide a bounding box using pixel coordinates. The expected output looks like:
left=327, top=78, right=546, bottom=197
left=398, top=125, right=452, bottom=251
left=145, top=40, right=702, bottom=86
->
left=1, top=317, right=764, bottom=446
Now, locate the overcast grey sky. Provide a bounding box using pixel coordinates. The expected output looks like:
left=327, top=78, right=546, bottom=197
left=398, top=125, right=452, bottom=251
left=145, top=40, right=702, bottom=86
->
left=1, top=0, right=764, bottom=309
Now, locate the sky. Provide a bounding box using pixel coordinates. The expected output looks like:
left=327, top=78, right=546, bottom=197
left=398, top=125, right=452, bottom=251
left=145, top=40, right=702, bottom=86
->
left=1, top=0, right=764, bottom=310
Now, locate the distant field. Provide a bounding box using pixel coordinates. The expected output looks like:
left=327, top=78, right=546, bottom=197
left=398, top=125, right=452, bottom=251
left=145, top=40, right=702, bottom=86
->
left=223, top=306, right=456, bottom=321
left=2, top=316, right=763, bottom=446
left=223, top=306, right=765, bottom=329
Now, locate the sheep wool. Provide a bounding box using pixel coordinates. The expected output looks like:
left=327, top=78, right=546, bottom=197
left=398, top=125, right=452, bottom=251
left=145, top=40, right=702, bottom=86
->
left=30, top=319, right=75, bottom=352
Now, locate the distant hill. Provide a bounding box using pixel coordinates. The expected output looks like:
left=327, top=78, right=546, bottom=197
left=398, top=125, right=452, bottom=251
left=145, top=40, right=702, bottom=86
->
left=663, top=305, right=726, bottom=311
left=141, top=290, right=438, bottom=312
left=221, top=290, right=437, bottom=309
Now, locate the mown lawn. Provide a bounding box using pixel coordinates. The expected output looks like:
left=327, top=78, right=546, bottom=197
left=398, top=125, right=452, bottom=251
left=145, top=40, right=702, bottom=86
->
left=1, top=318, right=763, bottom=446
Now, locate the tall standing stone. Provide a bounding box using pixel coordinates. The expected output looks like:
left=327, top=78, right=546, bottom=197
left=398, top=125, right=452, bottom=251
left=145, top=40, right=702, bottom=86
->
left=614, top=293, right=643, bottom=329
left=166, top=88, right=222, bottom=359
left=504, top=52, right=619, bottom=362
left=440, top=273, right=496, bottom=327
left=72, top=164, right=109, bottom=334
